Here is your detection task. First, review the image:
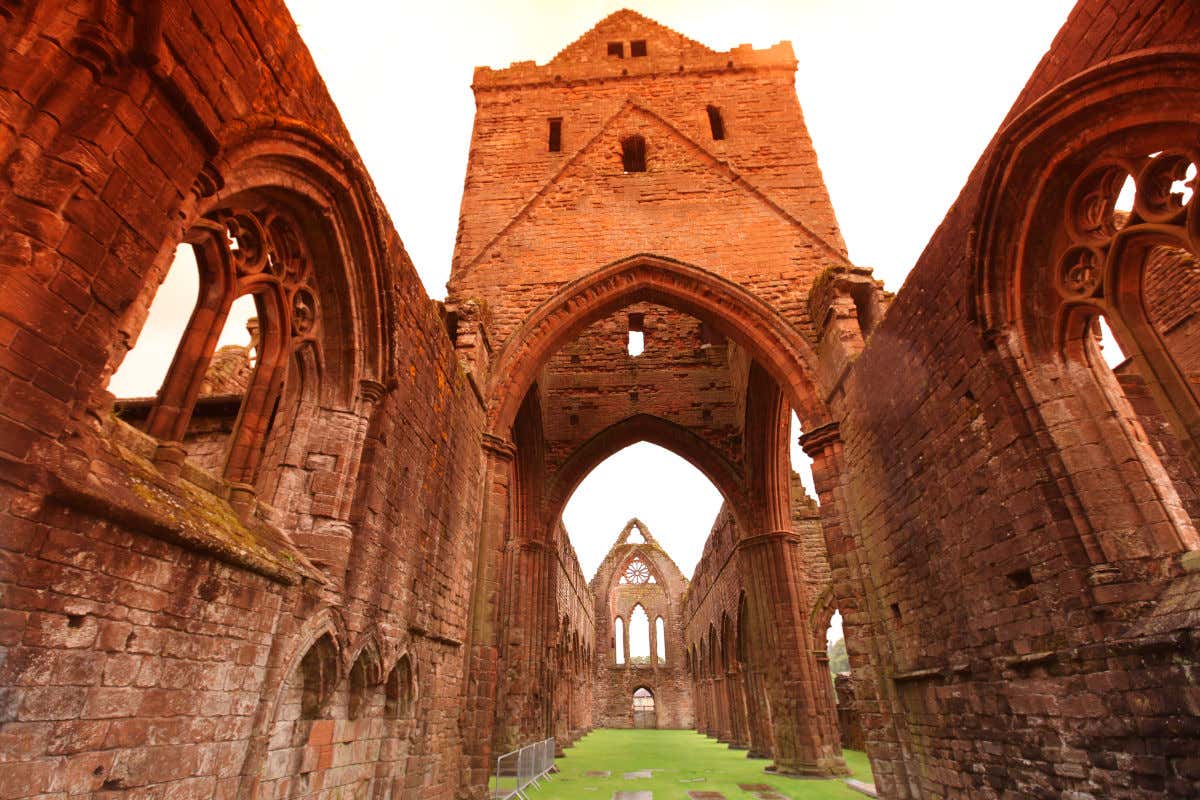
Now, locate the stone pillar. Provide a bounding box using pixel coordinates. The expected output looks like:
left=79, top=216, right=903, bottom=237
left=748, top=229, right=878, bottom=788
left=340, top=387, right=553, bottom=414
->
left=738, top=529, right=848, bottom=777
left=812, top=649, right=841, bottom=755
left=462, top=435, right=515, bottom=793
left=649, top=621, right=658, bottom=667
left=715, top=672, right=732, bottom=743
left=744, top=668, right=774, bottom=758
left=801, top=422, right=915, bottom=797
left=622, top=620, right=631, bottom=669
left=728, top=667, right=749, bottom=749
left=496, top=539, right=556, bottom=750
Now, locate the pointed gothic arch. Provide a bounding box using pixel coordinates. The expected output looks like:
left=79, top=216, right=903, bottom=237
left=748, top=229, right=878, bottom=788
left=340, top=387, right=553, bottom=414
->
left=972, top=48, right=1200, bottom=566
left=486, top=254, right=829, bottom=438
left=546, top=413, right=751, bottom=531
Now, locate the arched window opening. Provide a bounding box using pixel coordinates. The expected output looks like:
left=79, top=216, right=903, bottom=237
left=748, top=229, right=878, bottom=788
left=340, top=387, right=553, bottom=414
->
left=627, top=525, right=646, bottom=544
left=347, top=648, right=374, bottom=720
left=655, top=616, right=666, bottom=663
left=122, top=206, right=323, bottom=488
left=826, top=610, right=847, bottom=676
left=629, top=604, right=650, bottom=665
left=108, top=245, right=200, bottom=399
left=1081, top=309, right=1200, bottom=521
left=614, top=616, right=626, bottom=665
left=632, top=687, right=654, bottom=711
left=1056, top=153, right=1200, bottom=482
left=562, top=443, right=723, bottom=581
left=622, top=135, right=646, bottom=173
left=706, top=105, right=725, bottom=141
left=384, top=655, right=414, bottom=719
left=790, top=412, right=820, bottom=504
left=299, top=633, right=338, bottom=720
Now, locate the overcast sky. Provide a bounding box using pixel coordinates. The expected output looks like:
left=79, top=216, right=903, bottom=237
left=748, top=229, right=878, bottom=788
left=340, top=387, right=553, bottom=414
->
left=112, top=2, right=1078, bottom=639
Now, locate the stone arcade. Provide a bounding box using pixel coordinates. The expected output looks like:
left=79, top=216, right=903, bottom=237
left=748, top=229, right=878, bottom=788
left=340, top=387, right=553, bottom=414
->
left=1, top=3, right=1199, bottom=799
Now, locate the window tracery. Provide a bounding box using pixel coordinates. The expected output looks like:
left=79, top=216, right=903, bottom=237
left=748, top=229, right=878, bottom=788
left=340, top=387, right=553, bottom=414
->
left=619, top=556, right=655, bottom=584
left=1054, top=148, right=1200, bottom=470
left=143, top=205, right=323, bottom=486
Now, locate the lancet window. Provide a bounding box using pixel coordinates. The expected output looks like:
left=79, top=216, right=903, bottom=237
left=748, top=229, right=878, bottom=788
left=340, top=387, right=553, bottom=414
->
left=142, top=206, right=322, bottom=486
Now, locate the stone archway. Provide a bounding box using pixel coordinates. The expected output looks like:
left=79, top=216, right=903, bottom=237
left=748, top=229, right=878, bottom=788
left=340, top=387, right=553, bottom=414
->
left=632, top=687, right=657, bottom=729
left=466, top=252, right=848, bottom=782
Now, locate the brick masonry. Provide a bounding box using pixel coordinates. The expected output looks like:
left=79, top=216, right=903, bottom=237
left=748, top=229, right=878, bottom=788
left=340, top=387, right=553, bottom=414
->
left=1, top=3, right=1200, bottom=800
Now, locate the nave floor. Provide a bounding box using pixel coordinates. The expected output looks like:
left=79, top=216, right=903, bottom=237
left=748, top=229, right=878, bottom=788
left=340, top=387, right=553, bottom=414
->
left=523, top=729, right=873, bottom=800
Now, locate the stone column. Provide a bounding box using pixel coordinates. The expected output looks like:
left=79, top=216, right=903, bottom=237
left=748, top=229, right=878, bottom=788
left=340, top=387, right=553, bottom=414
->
left=709, top=678, right=721, bottom=738
left=622, top=620, right=631, bottom=670
left=801, top=422, right=915, bottom=797
left=462, top=434, right=515, bottom=792
left=727, top=667, right=749, bottom=749
left=497, top=539, right=556, bottom=750
left=738, top=529, right=848, bottom=776
left=744, top=668, right=773, bottom=758
left=715, top=672, right=732, bottom=743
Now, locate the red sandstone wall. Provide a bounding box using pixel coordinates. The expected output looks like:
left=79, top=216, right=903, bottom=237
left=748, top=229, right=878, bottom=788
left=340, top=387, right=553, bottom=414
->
left=0, top=3, right=486, bottom=798
left=821, top=2, right=1200, bottom=797
left=448, top=11, right=848, bottom=343
left=589, top=523, right=694, bottom=730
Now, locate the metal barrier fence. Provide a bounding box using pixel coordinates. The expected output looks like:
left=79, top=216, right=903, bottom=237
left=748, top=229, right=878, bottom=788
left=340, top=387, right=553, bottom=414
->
left=491, top=737, right=555, bottom=799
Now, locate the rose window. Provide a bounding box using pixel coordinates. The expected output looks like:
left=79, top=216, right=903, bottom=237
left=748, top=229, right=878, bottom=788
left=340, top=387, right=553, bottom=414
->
left=620, top=557, right=654, bottom=584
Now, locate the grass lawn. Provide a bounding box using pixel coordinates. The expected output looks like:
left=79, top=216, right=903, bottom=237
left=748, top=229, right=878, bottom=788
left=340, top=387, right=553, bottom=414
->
left=520, top=729, right=873, bottom=799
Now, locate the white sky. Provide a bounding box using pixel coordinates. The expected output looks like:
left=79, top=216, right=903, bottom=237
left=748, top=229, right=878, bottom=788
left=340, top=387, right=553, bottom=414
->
left=113, top=1, right=1079, bottom=642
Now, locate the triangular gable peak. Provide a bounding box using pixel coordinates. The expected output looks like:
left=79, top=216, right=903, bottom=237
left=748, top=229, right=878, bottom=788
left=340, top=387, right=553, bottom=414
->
left=617, top=517, right=657, bottom=547
left=465, top=101, right=849, bottom=272
left=549, top=9, right=715, bottom=68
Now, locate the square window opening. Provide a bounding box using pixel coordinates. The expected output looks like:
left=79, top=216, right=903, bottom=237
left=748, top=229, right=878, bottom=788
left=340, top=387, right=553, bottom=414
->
left=622, top=135, right=647, bottom=173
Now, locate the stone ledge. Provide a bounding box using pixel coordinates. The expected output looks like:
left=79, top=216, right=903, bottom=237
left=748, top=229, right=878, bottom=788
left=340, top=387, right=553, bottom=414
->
left=845, top=778, right=878, bottom=797
left=39, top=434, right=320, bottom=585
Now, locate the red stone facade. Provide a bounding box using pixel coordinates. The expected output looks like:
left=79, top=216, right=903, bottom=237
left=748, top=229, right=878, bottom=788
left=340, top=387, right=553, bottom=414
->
left=2, top=3, right=1200, bottom=800
left=590, top=520, right=693, bottom=730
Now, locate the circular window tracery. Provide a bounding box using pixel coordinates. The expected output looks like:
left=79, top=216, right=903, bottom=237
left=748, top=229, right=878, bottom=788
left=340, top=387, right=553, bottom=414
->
left=620, top=557, right=653, bottom=585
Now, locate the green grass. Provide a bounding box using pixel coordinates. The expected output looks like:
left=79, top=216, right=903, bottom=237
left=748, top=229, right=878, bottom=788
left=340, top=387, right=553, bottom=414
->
left=520, top=729, right=873, bottom=799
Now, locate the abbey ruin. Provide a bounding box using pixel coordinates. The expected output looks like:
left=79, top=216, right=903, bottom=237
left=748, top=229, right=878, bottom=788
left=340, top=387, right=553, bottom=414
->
left=1, top=2, right=1199, bottom=798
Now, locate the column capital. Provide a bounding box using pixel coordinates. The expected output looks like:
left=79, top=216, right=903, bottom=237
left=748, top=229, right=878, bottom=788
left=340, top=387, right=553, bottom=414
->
left=481, top=433, right=516, bottom=460
left=358, top=378, right=389, bottom=404
left=798, top=421, right=841, bottom=458
left=736, top=529, right=802, bottom=551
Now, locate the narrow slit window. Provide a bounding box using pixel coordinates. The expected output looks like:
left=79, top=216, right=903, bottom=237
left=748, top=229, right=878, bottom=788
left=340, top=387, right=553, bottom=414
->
left=706, top=105, right=725, bottom=140
left=655, top=617, right=666, bottom=663
left=614, top=617, right=626, bottom=664
left=630, top=40, right=647, bottom=57
left=622, top=135, right=646, bottom=173
left=548, top=118, right=562, bottom=152
left=627, top=312, right=645, bottom=356
left=607, top=42, right=624, bottom=58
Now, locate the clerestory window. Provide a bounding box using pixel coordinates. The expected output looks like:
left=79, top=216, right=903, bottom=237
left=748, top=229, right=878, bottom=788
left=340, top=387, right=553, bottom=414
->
left=622, top=135, right=647, bottom=173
